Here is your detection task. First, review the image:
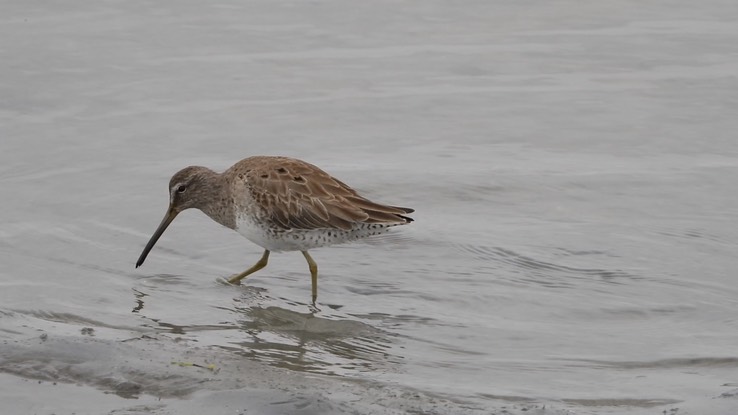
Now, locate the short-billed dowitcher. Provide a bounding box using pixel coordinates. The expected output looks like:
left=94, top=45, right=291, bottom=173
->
left=135, top=156, right=414, bottom=303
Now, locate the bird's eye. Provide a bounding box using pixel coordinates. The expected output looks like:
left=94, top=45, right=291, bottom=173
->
left=177, top=185, right=187, bottom=193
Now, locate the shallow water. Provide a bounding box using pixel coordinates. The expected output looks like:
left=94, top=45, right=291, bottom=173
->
left=2, top=1, right=738, bottom=414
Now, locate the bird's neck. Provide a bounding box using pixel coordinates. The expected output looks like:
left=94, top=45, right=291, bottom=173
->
left=197, top=171, right=237, bottom=230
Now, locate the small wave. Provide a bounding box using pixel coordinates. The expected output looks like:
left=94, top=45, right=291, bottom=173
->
left=458, top=244, right=638, bottom=286
left=563, top=398, right=681, bottom=408
left=559, top=356, right=738, bottom=369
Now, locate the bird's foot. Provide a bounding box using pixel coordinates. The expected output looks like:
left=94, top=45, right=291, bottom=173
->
left=216, top=276, right=240, bottom=285
left=309, top=301, right=321, bottom=313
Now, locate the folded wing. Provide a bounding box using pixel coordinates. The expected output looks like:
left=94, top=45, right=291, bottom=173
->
left=240, top=157, right=414, bottom=231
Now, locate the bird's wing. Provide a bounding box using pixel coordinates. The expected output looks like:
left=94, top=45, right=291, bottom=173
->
left=240, top=157, right=413, bottom=231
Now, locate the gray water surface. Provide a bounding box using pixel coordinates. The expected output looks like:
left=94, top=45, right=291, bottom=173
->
left=2, top=1, right=738, bottom=414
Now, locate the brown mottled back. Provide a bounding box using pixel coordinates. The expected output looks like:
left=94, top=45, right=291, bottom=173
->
left=226, top=156, right=414, bottom=231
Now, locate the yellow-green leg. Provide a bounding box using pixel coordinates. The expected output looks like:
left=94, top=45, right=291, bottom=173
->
left=227, top=250, right=270, bottom=284
left=302, top=251, right=318, bottom=304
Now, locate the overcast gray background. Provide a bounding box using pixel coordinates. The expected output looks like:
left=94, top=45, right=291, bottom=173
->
left=1, top=1, right=738, bottom=414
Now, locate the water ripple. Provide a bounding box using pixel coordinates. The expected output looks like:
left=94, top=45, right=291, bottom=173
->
left=458, top=244, right=639, bottom=287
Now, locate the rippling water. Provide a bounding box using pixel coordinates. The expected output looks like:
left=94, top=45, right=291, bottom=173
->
left=2, top=1, right=738, bottom=414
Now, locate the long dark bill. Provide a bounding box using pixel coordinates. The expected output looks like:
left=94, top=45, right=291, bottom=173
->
left=135, top=207, right=179, bottom=268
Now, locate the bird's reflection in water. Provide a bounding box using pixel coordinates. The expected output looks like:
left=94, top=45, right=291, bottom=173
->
left=131, top=289, right=146, bottom=313
left=131, top=283, right=402, bottom=376
left=224, top=305, right=402, bottom=376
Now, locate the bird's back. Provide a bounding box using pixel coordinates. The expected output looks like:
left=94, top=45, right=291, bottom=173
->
left=226, top=156, right=413, bottom=251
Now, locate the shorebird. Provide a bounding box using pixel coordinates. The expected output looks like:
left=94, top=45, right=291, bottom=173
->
left=135, top=156, right=414, bottom=303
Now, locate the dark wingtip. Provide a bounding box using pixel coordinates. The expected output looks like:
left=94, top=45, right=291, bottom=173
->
left=388, top=205, right=414, bottom=214
left=393, top=206, right=414, bottom=223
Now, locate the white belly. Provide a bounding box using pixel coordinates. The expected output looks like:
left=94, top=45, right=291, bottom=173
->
left=234, top=214, right=394, bottom=252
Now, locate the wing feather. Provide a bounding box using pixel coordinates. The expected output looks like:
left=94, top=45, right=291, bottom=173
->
left=234, top=156, right=412, bottom=231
